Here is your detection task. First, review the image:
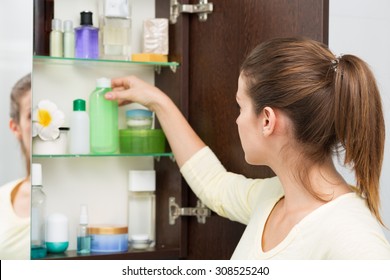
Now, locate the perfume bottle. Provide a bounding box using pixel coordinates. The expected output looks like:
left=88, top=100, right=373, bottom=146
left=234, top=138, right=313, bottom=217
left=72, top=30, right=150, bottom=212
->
left=100, top=0, right=132, bottom=60
left=75, top=11, right=99, bottom=59
left=77, top=205, right=91, bottom=254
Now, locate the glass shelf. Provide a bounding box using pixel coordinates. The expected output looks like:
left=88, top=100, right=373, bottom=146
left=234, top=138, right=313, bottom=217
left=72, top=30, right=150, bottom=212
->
left=32, top=152, right=174, bottom=159
left=33, top=55, right=180, bottom=73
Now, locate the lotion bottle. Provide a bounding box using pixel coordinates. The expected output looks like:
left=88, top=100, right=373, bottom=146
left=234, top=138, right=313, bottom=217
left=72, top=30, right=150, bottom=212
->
left=63, top=20, right=75, bottom=58
left=69, top=99, right=90, bottom=154
left=50, top=18, right=63, bottom=57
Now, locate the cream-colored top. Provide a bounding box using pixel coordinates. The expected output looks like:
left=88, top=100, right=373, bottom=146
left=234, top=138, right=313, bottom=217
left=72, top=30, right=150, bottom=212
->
left=180, top=147, right=390, bottom=259
left=0, top=179, right=30, bottom=260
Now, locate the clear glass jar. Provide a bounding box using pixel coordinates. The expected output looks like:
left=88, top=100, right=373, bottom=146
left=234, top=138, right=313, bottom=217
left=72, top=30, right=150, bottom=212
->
left=126, top=109, right=153, bottom=129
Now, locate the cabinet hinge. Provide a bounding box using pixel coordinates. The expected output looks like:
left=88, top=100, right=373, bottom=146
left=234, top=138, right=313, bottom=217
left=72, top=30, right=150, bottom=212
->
left=170, top=0, right=214, bottom=24
left=169, top=197, right=211, bottom=225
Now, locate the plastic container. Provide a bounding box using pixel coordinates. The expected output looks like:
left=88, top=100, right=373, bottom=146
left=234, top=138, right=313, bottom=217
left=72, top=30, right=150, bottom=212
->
left=126, top=109, right=153, bottom=129
left=50, top=18, right=63, bottom=57
left=128, top=170, right=156, bottom=249
left=119, top=129, right=165, bottom=154
left=46, top=213, right=69, bottom=254
left=69, top=99, right=90, bottom=154
left=89, top=225, right=128, bottom=253
left=77, top=205, right=91, bottom=254
left=31, top=163, right=47, bottom=259
left=32, top=127, right=69, bottom=155
left=75, top=11, right=99, bottom=59
left=89, top=78, right=118, bottom=154
left=63, top=20, right=75, bottom=58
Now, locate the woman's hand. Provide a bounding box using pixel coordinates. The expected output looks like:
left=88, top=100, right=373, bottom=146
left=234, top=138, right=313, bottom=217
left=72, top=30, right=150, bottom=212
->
left=105, top=75, right=166, bottom=111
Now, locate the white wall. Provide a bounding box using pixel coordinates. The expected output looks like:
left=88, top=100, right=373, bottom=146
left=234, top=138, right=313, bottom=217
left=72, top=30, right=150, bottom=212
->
left=0, top=1, right=32, bottom=185
left=329, top=0, right=390, bottom=240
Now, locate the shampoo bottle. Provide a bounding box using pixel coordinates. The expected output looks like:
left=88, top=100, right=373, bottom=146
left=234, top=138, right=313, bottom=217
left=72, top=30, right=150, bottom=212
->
left=50, top=18, right=63, bottom=57
left=77, top=205, right=91, bottom=254
left=63, top=20, right=75, bottom=58
left=69, top=99, right=90, bottom=154
left=31, top=163, right=47, bottom=259
left=75, top=11, right=99, bottom=59
left=89, top=77, right=118, bottom=154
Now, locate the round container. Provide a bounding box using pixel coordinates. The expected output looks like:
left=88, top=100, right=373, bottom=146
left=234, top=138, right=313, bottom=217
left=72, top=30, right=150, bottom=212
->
left=119, top=129, right=165, bottom=154
left=33, top=127, right=69, bottom=155
left=88, top=225, right=128, bottom=253
left=45, top=213, right=69, bottom=254
left=130, top=234, right=153, bottom=250
left=126, top=109, right=153, bottom=129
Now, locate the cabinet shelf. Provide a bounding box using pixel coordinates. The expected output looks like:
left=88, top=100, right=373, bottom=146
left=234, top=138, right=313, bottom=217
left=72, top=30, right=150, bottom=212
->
left=32, top=152, right=174, bottom=159
left=42, top=247, right=181, bottom=260
left=33, top=55, right=180, bottom=73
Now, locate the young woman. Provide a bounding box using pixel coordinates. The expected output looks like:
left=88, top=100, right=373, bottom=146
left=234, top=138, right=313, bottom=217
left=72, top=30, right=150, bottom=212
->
left=105, top=37, right=390, bottom=259
left=0, top=74, right=31, bottom=259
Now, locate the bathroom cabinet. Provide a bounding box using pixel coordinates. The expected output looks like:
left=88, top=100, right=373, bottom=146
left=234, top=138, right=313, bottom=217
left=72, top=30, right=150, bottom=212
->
left=33, top=0, right=329, bottom=259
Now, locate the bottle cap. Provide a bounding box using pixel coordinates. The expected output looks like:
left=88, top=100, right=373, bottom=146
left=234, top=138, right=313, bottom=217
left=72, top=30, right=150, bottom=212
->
left=32, top=163, right=42, bottom=186
left=73, top=99, right=86, bottom=111
left=96, top=77, right=111, bottom=88
left=51, top=18, right=62, bottom=31
left=80, top=204, right=89, bottom=224
left=63, top=20, right=73, bottom=32
left=80, top=11, right=93, bottom=26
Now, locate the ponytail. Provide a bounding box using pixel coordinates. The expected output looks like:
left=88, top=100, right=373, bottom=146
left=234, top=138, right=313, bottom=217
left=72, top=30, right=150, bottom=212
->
left=333, top=55, right=385, bottom=225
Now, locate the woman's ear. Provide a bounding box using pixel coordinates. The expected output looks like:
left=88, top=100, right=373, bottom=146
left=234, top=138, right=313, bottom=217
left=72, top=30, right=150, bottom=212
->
left=262, top=106, right=276, bottom=136
left=9, top=119, right=22, bottom=140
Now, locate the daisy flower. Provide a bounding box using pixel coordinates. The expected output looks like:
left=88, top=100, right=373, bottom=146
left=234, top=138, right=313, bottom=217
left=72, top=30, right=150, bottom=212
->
left=32, top=100, right=65, bottom=141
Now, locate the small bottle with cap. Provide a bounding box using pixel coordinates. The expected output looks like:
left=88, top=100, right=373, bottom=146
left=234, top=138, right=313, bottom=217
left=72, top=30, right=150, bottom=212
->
left=50, top=18, right=63, bottom=57
left=63, top=20, right=75, bottom=58
left=69, top=99, right=90, bottom=154
left=77, top=204, right=91, bottom=254
left=75, top=11, right=99, bottom=59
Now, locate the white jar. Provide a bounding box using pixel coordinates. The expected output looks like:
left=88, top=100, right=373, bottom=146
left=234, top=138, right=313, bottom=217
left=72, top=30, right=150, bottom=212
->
left=33, top=127, right=69, bottom=155
left=126, top=109, right=153, bottom=129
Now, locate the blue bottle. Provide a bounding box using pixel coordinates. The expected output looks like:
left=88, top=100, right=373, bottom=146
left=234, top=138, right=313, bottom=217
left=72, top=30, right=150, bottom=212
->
left=75, top=11, right=99, bottom=59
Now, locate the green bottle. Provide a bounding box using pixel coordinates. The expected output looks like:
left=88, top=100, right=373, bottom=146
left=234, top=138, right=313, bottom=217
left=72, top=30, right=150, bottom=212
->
left=89, top=77, right=118, bottom=154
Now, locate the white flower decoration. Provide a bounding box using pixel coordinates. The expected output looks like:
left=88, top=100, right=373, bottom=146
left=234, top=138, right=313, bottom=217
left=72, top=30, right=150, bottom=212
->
left=32, top=100, right=65, bottom=141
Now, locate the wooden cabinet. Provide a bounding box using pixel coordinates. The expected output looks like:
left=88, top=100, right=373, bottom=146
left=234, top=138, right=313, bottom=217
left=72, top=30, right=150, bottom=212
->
left=33, top=0, right=329, bottom=260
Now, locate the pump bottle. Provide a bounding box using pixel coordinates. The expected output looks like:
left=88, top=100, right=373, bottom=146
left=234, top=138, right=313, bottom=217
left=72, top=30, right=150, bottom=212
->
left=77, top=205, right=91, bottom=254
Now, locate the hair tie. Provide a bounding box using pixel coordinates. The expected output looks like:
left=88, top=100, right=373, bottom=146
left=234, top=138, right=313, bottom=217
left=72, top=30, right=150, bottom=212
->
left=331, top=55, right=343, bottom=73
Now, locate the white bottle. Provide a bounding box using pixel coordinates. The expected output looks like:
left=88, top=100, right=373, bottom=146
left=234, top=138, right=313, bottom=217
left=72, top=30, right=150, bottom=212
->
left=63, top=20, right=75, bottom=58
left=69, top=99, right=90, bottom=154
left=50, top=18, right=63, bottom=57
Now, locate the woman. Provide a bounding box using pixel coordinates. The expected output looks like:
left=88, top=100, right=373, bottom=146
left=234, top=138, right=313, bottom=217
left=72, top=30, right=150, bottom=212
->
left=105, top=37, right=390, bottom=259
left=0, top=74, right=31, bottom=259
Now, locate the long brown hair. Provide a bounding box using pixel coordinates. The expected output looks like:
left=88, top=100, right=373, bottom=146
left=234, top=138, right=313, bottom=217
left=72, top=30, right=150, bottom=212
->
left=10, top=73, right=31, bottom=175
left=241, top=37, right=385, bottom=224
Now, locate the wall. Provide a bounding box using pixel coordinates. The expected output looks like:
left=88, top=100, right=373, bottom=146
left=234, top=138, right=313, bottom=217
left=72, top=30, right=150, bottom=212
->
left=329, top=0, right=390, bottom=240
left=0, top=0, right=32, bottom=185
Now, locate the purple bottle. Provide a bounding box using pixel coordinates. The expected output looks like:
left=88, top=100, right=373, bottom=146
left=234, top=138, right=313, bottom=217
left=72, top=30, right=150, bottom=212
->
left=75, top=11, right=99, bottom=59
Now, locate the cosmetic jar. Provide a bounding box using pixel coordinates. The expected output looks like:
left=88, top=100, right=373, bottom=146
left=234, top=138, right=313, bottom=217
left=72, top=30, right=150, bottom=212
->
left=89, top=225, right=128, bottom=253
left=45, top=213, right=69, bottom=254
left=33, top=127, right=69, bottom=155
left=126, top=109, right=153, bottom=129
left=119, top=129, right=166, bottom=154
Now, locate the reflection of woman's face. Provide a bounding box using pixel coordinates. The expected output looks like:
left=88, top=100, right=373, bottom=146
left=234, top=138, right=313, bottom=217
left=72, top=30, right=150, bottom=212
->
left=10, top=90, right=31, bottom=166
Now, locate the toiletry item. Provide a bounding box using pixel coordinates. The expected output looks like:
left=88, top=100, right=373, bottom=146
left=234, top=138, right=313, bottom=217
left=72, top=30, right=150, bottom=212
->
left=69, top=99, right=90, bottom=154
left=46, top=213, right=69, bottom=254
left=119, top=129, right=165, bottom=154
left=77, top=205, right=91, bottom=254
left=128, top=170, right=156, bottom=249
left=63, top=20, right=75, bottom=58
left=89, top=78, right=118, bottom=154
left=75, top=11, right=99, bottom=59
left=31, top=163, right=47, bottom=259
left=131, top=53, right=168, bottom=63
left=89, top=225, right=128, bottom=253
left=126, top=109, right=153, bottom=129
left=32, top=127, right=69, bottom=155
left=143, top=18, right=169, bottom=55
left=100, top=0, right=132, bottom=60
left=50, top=18, right=63, bottom=57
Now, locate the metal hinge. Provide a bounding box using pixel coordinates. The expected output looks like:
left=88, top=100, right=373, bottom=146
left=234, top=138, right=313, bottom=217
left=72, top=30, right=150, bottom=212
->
left=169, top=197, right=211, bottom=225
left=170, top=0, right=214, bottom=24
